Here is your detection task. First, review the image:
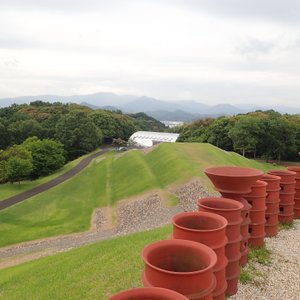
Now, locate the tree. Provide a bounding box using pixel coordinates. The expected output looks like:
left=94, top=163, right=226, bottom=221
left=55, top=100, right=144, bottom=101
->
left=228, top=116, right=264, bottom=157
left=8, top=119, right=44, bottom=145
left=0, top=145, right=33, bottom=183
left=23, top=137, right=65, bottom=178
left=206, top=117, right=234, bottom=150
left=0, top=119, right=10, bottom=149
left=55, top=111, right=103, bottom=160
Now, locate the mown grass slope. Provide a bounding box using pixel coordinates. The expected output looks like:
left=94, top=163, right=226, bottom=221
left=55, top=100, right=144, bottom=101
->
left=0, top=226, right=172, bottom=300
left=0, top=143, right=282, bottom=247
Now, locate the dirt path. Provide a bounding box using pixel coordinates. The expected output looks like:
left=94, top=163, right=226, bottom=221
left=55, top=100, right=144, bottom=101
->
left=0, top=148, right=110, bottom=211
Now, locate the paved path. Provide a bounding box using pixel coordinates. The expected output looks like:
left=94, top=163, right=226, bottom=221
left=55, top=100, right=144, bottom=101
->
left=0, top=148, right=110, bottom=211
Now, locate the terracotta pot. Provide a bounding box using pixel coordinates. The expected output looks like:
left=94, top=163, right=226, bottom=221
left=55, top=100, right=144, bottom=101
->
left=265, top=213, right=278, bottom=226
left=287, top=166, right=300, bottom=176
left=197, top=197, right=242, bottom=296
left=294, top=208, right=300, bottom=219
left=225, top=257, right=240, bottom=296
left=109, top=287, right=189, bottom=300
left=197, top=198, right=243, bottom=241
left=280, top=181, right=296, bottom=193
left=268, top=170, right=296, bottom=183
left=172, top=212, right=228, bottom=269
left=171, top=211, right=228, bottom=300
left=295, top=181, right=300, bottom=189
left=244, top=180, right=267, bottom=197
left=204, top=166, right=263, bottom=194
left=278, top=213, right=294, bottom=223
left=261, top=174, right=281, bottom=190
left=265, top=201, right=280, bottom=214
left=279, top=192, right=296, bottom=205
left=142, top=239, right=217, bottom=300
left=243, top=195, right=267, bottom=210
left=279, top=203, right=294, bottom=215
left=294, top=197, right=300, bottom=209
left=295, top=188, right=300, bottom=198
left=225, top=236, right=242, bottom=260
left=249, top=209, right=266, bottom=224
left=266, top=189, right=281, bottom=201
left=265, top=224, right=278, bottom=237
left=248, top=223, right=265, bottom=248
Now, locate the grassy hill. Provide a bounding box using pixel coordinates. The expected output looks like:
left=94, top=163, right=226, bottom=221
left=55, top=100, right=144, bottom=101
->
left=0, top=143, right=281, bottom=247
left=0, top=226, right=171, bottom=300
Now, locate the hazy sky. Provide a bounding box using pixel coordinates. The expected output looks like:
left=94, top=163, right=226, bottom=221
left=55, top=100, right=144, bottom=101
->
left=1, top=0, right=300, bottom=107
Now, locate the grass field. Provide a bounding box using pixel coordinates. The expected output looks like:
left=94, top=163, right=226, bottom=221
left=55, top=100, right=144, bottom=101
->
left=0, top=143, right=282, bottom=247
left=0, top=151, right=99, bottom=202
left=0, top=226, right=172, bottom=300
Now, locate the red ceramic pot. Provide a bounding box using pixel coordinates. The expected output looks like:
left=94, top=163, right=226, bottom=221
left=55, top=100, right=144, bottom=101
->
left=266, top=201, right=280, bottom=214
left=109, top=287, right=189, bottom=300
left=287, top=166, right=300, bottom=177
left=197, top=198, right=243, bottom=241
left=280, top=182, right=296, bottom=193
left=204, top=166, right=263, bottom=194
left=142, top=239, right=217, bottom=300
left=225, top=257, right=240, bottom=296
left=265, top=224, right=278, bottom=237
left=294, top=208, right=300, bottom=219
left=244, top=180, right=267, bottom=197
left=172, top=211, right=228, bottom=271
left=248, top=223, right=265, bottom=248
left=249, top=209, right=266, bottom=224
left=294, top=197, right=300, bottom=209
left=265, top=213, right=278, bottom=226
left=295, top=188, right=300, bottom=198
left=278, top=213, right=294, bottom=223
left=268, top=170, right=296, bottom=183
left=261, top=174, right=281, bottom=190
left=295, top=181, right=300, bottom=189
left=279, top=192, right=296, bottom=205
left=243, top=195, right=267, bottom=210
left=266, top=189, right=280, bottom=201
left=225, top=236, right=242, bottom=260
left=279, top=203, right=294, bottom=215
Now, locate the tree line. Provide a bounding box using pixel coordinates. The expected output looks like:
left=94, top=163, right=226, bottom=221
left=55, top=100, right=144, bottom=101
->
left=173, top=110, right=300, bottom=162
left=0, top=101, right=166, bottom=183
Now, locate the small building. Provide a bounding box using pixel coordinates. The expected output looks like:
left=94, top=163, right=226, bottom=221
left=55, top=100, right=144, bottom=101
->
left=129, top=131, right=180, bottom=147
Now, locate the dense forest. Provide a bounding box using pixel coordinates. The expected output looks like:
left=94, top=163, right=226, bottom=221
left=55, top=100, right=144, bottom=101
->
left=172, top=110, right=300, bottom=162
left=0, top=101, right=166, bottom=183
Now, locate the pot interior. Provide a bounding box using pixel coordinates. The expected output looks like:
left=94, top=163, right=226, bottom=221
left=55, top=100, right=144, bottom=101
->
left=147, top=244, right=209, bottom=272
left=175, top=214, right=223, bottom=230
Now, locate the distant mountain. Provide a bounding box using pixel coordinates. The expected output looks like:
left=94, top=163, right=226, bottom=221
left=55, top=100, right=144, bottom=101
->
left=1, top=92, right=299, bottom=122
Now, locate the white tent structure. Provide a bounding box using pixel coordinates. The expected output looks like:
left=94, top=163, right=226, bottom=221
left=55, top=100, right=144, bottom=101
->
left=129, top=131, right=180, bottom=147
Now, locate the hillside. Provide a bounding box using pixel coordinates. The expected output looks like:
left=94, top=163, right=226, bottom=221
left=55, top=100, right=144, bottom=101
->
left=0, top=143, right=281, bottom=248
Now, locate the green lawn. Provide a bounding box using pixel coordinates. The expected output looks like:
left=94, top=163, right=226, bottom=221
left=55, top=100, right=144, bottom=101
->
left=0, top=143, right=283, bottom=247
left=0, top=151, right=98, bottom=202
left=0, top=226, right=172, bottom=300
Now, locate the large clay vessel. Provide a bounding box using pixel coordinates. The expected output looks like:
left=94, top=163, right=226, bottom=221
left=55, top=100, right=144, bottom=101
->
left=142, top=239, right=217, bottom=300
left=172, top=211, right=228, bottom=300
left=197, top=197, right=243, bottom=296
left=261, top=174, right=281, bottom=236
left=268, top=170, right=296, bottom=223
left=204, top=166, right=263, bottom=266
left=243, top=180, right=267, bottom=247
left=287, top=166, right=300, bottom=219
left=109, top=287, right=189, bottom=300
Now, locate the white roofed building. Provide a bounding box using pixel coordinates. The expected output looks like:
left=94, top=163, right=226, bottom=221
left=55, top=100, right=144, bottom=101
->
left=129, top=131, right=180, bottom=147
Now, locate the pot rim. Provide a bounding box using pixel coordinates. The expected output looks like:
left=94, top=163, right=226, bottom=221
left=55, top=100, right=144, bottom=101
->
left=142, top=239, right=217, bottom=275
left=198, top=197, right=244, bottom=211
left=205, top=166, right=263, bottom=178
left=172, top=211, right=228, bottom=233
left=268, top=169, right=296, bottom=176
left=261, top=174, right=281, bottom=181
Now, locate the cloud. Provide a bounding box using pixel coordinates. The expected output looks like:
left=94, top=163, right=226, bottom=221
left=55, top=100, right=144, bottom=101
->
left=236, top=37, right=276, bottom=56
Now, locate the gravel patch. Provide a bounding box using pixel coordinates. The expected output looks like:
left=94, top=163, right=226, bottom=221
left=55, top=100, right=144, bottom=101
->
left=171, top=179, right=217, bottom=212
left=116, top=194, right=180, bottom=235
left=231, top=220, right=300, bottom=300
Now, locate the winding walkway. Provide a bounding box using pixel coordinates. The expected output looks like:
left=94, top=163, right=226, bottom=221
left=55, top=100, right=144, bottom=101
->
left=0, top=148, right=110, bottom=211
